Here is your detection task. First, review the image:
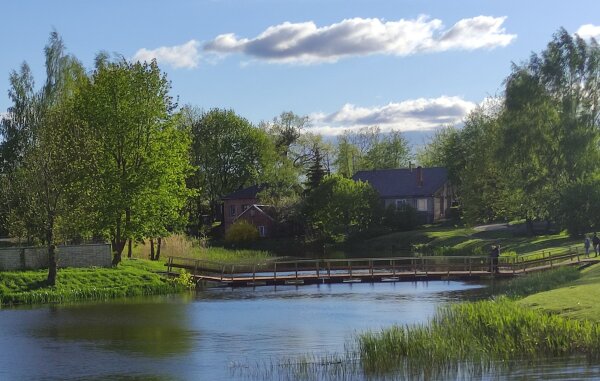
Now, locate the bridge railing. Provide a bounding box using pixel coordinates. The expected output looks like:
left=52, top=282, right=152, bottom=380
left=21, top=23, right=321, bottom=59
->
left=166, top=246, right=593, bottom=282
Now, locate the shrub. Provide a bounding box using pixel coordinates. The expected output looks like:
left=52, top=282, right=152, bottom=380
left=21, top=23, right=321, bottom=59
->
left=382, top=204, right=419, bottom=231
left=225, top=220, right=260, bottom=244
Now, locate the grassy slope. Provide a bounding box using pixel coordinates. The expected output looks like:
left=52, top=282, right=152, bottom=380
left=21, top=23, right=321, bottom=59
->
left=519, top=262, right=600, bottom=322
left=0, top=259, right=185, bottom=306
left=365, top=225, right=582, bottom=257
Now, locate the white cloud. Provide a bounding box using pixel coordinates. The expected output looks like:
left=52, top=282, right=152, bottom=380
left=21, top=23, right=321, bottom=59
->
left=308, top=96, right=477, bottom=136
left=204, top=15, right=516, bottom=64
left=133, top=40, right=200, bottom=69
left=577, top=24, right=600, bottom=40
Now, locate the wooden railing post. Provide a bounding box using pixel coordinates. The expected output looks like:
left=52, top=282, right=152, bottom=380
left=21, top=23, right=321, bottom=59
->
left=369, top=260, right=373, bottom=278
left=392, top=260, right=396, bottom=276
left=349, top=260, right=353, bottom=277
left=274, top=262, right=277, bottom=283
left=469, top=257, right=472, bottom=276
left=253, top=264, right=256, bottom=282
left=221, top=265, right=225, bottom=281
left=327, top=261, right=331, bottom=278
left=316, top=260, right=320, bottom=279
left=295, top=262, right=298, bottom=280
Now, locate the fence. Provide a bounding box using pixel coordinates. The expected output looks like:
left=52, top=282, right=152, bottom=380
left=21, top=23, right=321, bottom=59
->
left=0, top=244, right=112, bottom=271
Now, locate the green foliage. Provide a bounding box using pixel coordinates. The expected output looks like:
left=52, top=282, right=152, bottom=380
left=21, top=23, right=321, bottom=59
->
left=358, top=297, right=600, bottom=376
left=381, top=204, right=418, bottom=232
left=169, top=270, right=195, bottom=290
left=556, top=177, right=600, bottom=236
left=76, top=58, right=192, bottom=263
left=304, top=175, right=381, bottom=240
left=225, top=220, right=260, bottom=244
left=189, top=108, right=275, bottom=218
left=334, top=127, right=411, bottom=177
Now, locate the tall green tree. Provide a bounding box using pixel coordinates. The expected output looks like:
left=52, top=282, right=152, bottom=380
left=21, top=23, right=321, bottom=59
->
left=2, top=32, right=89, bottom=284
left=189, top=108, right=275, bottom=221
left=303, top=175, right=380, bottom=240
left=77, top=58, right=191, bottom=264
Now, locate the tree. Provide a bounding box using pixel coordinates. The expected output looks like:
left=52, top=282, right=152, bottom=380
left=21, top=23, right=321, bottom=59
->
left=77, top=58, right=191, bottom=264
left=263, top=111, right=309, bottom=158
left=189, top=108, right=275, bottom=222
left=304, top=147, right=327, bottom=193
left=303, top=175, right=380, bottom=240
left=556, top=178, right=600, bottom=236
left=333, top=127, right=411, bottom=176
left=2, top=32, right=89, bottom=285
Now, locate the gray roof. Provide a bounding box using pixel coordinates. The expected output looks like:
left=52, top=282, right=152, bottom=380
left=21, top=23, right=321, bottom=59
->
left=352, top=167, right=448, bottom=198
left=221, top=185, right=264, bottom=200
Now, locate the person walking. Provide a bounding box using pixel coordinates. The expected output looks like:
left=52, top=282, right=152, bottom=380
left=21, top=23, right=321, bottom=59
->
left=490, top=245, right=500, bottom=274
left=593, top=233, right=600, bottom=257
left=585, top=236, right=591, bottom=256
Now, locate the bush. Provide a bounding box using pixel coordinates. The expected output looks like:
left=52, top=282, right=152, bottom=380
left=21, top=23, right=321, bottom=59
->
left=382, top=204, right=419, bottom=231
left=225, top=220, right=259, bottom=244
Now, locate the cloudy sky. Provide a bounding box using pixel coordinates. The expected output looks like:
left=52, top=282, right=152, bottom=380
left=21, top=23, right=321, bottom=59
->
left=1, top=0, right=599, bottom=143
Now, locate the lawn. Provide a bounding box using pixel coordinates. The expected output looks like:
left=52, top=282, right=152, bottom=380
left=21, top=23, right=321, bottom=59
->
left=0, top=259, right=188, bottom=306
left=362, top=225, right=584, bottom=258
left=519, top=261, right=600, bottom=322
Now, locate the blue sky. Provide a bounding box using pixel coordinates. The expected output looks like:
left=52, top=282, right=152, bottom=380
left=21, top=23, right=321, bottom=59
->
left=1, top=0, right=599, bottom=143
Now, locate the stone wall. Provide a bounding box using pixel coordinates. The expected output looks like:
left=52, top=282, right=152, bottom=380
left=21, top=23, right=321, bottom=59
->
left=0, top=244, right=112, bottom=271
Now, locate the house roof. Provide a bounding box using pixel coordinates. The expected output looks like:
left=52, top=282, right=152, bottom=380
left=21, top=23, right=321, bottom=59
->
left=235, top=204, right=275, bottom=221
left=221, top=185, right=264, bottom=200
left=352, top=167, right=448, bottom=198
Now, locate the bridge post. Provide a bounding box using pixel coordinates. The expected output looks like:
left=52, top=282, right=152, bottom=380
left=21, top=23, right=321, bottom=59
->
left=413, top=258, right=417, bottom=275
left=327, top=261, right=331, bottom=278
left=392, top=260, right=396, bottom=276
left=221, top=265, right=225, bottom=281
left=349, top=261, right=352, bottom=278
left=167, top=257, right=173, bottom=274
left=295, top=262, right=298, bottom=280
left=274, top=262, right=277, bottom=283
left=316, top=260, right=320, bottom=279
left=369, top=260, right=373, bottom=278
left=253, top=264, right=256, bottom=282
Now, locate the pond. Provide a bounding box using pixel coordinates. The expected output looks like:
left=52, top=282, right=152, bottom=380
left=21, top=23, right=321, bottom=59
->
left=0, top=281, right=599, bottom=380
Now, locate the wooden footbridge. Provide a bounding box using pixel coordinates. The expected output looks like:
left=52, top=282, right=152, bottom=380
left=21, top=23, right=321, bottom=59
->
left=166, top=248, right=596, bottom=288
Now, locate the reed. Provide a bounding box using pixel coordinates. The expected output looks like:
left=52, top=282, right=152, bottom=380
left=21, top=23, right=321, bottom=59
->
left=358, top=298, right=600, bottom=376
left=493, top=266, right=580, bottom=297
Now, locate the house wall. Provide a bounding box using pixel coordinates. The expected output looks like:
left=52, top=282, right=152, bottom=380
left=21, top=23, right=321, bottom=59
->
left=0, top=244, right=112, bottom=271
left=223, top=198, right=258, bottom=231
left=236, top=211, right=274, bottom=238
left=383, top=197, right=435, bottom=223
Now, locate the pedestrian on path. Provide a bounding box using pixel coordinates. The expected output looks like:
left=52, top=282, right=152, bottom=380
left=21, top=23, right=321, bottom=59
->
left=490, top=245, right=500, bottom=274
left=585, top=236, right=591, bottom=255
left=593, top=233, right=600, bottom=257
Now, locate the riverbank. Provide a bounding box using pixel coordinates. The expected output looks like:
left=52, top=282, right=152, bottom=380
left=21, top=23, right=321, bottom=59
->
left=0, top=259, right=190, bottom=306
left=356, top=262, right=600, bottom=377
left=519, top=261, right=600, bottom=321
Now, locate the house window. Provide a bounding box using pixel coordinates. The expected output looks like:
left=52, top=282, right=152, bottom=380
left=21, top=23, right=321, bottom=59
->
left=395, top=199, right=407, bottom=208
left=258, top=226, right=266, bottom=237
left=229, top=205, right=236, bottom=217
left=242, top=204, right=248, bottom=212
left=417, top=198, right=428, bottom=212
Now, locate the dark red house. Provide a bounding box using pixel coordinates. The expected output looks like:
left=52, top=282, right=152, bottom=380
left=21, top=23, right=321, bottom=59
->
left=221, top=185, right=275, bottom=237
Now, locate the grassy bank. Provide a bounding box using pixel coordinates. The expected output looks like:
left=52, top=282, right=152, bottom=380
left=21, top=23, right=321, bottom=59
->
left=355, top=224, right=583, bottom=258
left=0, top=259, right=190, bottom=306
left=358, top=297, right=600, bottom=376
left=519, top=262, right=600, bottom=322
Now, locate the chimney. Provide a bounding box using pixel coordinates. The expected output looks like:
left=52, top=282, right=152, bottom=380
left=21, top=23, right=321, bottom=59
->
left=409, top=161, right=413, bottom=172
left=416, top=166, right=423, bottom=187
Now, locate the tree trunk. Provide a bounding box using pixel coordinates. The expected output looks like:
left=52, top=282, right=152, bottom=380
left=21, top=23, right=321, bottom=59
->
left=112, top=217, right=126, bottom=265
left=156, top=237, right=162, bottom=261
left=127, top=239, right=132, bottom=258
left=150, top=238, right=155, bottom=260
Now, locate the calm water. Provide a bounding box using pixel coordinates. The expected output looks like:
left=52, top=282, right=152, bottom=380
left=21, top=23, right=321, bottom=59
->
left=0, top=281, right=599, bottom=380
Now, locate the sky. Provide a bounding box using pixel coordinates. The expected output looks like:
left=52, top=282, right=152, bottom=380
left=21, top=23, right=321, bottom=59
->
left=1, top=0, right=599, bottom=145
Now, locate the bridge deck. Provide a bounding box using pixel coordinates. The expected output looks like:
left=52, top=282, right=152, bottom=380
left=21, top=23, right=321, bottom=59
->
left=165, top=250, right=595, bottom=288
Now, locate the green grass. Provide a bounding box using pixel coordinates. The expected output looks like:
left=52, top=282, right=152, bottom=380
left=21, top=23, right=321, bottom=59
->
left=0, top=259, right=189, bottom=306
left=358, top=297, right=600, bottom=377
left=519, top=262, right=600, bottom=322
left=493, top=266, right=581, bottom=297
left=364, top=225, right=583, bottom=259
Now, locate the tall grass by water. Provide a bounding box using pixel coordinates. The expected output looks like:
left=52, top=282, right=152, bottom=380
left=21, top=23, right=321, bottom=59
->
left=132, top=234, right=271, bottom=264
left=493, top=266, right=581, bottom=297
left=358, top=298, right=600, bottom=377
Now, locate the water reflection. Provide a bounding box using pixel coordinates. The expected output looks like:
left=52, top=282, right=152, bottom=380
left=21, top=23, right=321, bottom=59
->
left=2, top=281, right=597, bottom=380
left=33, top=296, right=196, bottom=358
